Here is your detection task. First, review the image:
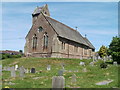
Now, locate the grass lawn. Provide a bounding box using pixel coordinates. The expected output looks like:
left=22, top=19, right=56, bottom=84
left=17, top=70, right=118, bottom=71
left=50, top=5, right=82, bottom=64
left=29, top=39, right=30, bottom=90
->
left=2, top=57, right=119, bottom=88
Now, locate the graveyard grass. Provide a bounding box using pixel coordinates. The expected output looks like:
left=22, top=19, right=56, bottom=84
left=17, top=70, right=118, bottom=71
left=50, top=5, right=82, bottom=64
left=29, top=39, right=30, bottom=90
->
left=2, top=57, right=119, bottom=88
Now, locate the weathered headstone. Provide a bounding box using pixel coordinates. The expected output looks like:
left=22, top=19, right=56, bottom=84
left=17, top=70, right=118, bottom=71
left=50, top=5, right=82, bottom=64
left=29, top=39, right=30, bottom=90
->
left=96, top=80, right=113, bottom=85
left=19, top=66, right=25, bottom=77
left=79, top=62, right=85, bottom=66
left=47, top=65, right=51, bottom=71
left=15, top=64, right=18, bottom=71
left=113, top=61, right=117, bottom=66
left=52, top=76, right=65, bottom=88
left=31, top=68, right=35, bottom=73
left=4, top=67, right=11, bottom=71
left=98, top=56, right=101, bottom=59
left=71, top=74, right=77, bottom=85
left=82, top=68, right=87, bottom=72
left=58, top=70, right=64, bottom=76
left=90, top=62, right=94, bottom=66
left=11, top=66, right=16, bottom=78
left=61, top=63, right=65, bottom=70
left=25, top=68, right=29, bottom=73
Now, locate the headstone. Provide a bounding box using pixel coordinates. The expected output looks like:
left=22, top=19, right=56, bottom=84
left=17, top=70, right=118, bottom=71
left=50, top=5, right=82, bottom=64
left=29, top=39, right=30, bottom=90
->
left=47, top=65, right=51, bottom=71
left=98, top=56, right=101, bottom=59
left=79, top=62, right=85, bottom=66
left=90, top=62, right=94, bottom=66
left=31, top=68, right=35, bottom=73
left=113, top=62, right=117, bottom=66
left=61, top=63, right=65, bottom=70
left=15, top=64, right=18, bottom=71
left=58, top=70, right=64, bottom=76
left=11, top=66, right=16, bottom=77
left=52, top=76, right=65, bottom=88
left=71, top=74, right=77, bottom=84
left=96, top=80, right=113, bottom=85
left=25, top=68, right=29, bottom=73
left=4, top=67, right=11, bottom=71
left=82, top=68, right=87, bottom=72
left=103, top=56, right=106, bottom=62
left=19, top=66, right=25, bottom=77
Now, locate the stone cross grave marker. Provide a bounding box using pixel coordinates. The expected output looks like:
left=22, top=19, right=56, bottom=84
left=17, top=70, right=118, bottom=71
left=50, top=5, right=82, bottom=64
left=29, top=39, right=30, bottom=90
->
left=31, top=68, right=35, bottom=73
left=19, top=66, right=25, bottom=77
left=15, top=64, right=18, bottom=71
left=47, top=65, right=51, bottom=71
left=11, top=66, right=16, bottom=78
left=52, top=76, right=65, bottom=88
left=58, top=69, right=64, bottom=76
left=71, top=74, right=77, bottom=85
left=113, top=61, right=117, bottom=66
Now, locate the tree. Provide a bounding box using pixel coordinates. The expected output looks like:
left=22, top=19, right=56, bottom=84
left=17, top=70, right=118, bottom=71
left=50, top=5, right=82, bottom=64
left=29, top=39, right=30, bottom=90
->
left=98, top=45, right=107, bottom=58
left=19, top=50, right=23, bottom=54
left=109, top=36, right=120, bottom=63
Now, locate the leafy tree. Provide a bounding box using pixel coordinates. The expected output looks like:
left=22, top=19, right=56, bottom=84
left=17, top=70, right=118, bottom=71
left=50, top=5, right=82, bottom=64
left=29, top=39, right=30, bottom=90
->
left=98, top=45, right=107, bottom=58
left=19, top=50, right=23, bottom=53
left=109, top=36, right=120, bottom=63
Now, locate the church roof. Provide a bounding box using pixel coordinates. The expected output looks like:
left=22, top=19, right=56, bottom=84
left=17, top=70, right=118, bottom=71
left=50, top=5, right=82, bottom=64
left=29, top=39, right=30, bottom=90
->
left=83, top=37, right=95, bottom=49
left=45, top=16, right=95, bottom=49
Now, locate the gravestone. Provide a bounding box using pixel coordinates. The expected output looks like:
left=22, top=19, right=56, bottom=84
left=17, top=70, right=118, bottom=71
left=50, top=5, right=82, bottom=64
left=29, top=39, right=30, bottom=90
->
left=19, top=66, right=25, bottom=77
left=71, top=74, right=77, bottom=84
left=31, top=68, right=35, bottom=73
left=47, top=65, right=51, bottom=71
left=11, top=66, right=16, bottom=77
left=90, top=62, right=94, bottom=66
left=98, top=56, right=101, bottom=59
left=61, top=63, right=65, bottom=70
left=58, top=70, right=64, bottom=76
left=82, top=68, right=87, bottom=72
left=15, top=64, right=18, bottom=71
left=4, top=67, right=11, bottom=71
left=79, top=62, right=85, bottom=66
left=25, top=68, right=29, bottom=73
left=52, top=76, right=65, bottom=88
left=103, top=56, right=106, bottom=62
left=113, top=62, right=117, bottom=66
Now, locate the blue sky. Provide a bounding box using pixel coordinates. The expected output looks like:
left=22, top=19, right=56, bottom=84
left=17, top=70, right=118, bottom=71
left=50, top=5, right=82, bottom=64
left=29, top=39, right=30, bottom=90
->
left=2, top=2, right=118, bottom=52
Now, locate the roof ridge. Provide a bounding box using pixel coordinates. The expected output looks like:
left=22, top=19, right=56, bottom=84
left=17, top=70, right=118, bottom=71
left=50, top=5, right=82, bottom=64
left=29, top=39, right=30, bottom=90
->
left=46, top=16, right=78, bottom=32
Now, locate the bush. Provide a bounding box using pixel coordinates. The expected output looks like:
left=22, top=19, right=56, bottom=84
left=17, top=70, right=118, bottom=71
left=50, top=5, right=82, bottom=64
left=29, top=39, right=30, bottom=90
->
left=1, top=53, right=22, bottom=59
left=100, top=63, right=107, bottom=68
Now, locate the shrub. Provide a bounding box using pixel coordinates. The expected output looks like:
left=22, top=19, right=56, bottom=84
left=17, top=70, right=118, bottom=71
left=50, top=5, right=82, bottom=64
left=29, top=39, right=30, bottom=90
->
left=100, top=63, right=107, bottom=68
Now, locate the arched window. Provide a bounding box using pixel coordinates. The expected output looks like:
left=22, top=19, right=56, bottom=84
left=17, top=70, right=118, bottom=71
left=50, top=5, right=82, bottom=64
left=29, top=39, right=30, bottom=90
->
left=43, top=32, right=48, bottom=49
left=32, top=34, right=37, bottom=49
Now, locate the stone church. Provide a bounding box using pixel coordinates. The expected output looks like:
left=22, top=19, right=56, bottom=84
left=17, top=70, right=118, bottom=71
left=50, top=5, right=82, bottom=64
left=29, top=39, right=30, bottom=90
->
left=24, top=4, right=95, bottom=59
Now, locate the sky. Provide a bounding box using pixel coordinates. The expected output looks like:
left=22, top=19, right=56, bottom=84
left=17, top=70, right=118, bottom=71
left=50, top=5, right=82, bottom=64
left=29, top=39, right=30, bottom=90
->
left=1, top=2, right=118, bottom=52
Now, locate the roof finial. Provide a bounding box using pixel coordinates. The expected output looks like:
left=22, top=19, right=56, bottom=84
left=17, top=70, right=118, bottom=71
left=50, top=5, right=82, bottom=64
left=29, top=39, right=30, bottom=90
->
left=85, top=34, right=87, bottom=38
left=75, top=26, right=78, bottom=30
